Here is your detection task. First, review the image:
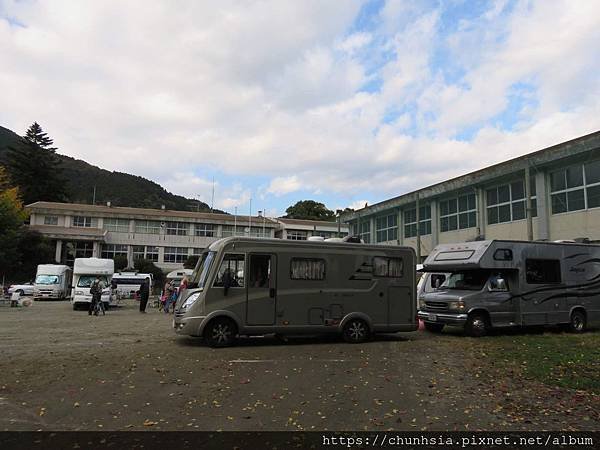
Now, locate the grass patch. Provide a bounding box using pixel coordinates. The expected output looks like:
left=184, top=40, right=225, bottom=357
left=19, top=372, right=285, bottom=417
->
left=486, top=330, right=600, bottom=393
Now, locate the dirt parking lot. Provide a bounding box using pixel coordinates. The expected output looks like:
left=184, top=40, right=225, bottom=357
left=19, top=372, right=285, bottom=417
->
left=0, top=300, right=598, bottom=431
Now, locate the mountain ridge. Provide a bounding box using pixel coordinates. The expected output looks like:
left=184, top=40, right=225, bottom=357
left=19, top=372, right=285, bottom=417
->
left=0, top=125, right=223, bottom=213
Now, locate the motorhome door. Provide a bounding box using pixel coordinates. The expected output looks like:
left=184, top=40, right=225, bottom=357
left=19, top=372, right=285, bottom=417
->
left=246, top=254, right=276, bottom=325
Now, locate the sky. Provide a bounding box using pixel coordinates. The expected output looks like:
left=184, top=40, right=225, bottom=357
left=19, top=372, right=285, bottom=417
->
left=1, top=0, right=599, bottom=217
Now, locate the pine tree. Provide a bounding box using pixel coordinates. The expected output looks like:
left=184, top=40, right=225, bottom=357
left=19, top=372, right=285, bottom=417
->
left=6, top=122, right=67, bottom=204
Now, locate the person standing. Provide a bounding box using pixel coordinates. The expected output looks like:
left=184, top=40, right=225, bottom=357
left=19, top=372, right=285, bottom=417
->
left=89, top=276, right=105, bottom=315
left=138, top=277, right=150, bottom=313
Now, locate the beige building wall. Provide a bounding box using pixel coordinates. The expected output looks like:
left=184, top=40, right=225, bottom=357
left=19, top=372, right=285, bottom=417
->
left=485, top=218, right=539, bottom=241
left=403, top=235, right=434, bottom=258
left=550, top=209, right=600, bottom=241
left=438, top=228, right=479, bottom=245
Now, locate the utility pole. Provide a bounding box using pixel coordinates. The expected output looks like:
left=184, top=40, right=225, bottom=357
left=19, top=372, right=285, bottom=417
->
left=249, top=198, right=252, bottom=235
left=234, top=206, right=237, bottom=236
left=211, top=177, right=215, bottom=213
left=416, top=194, right=421, bottom=263
left=92, top=185, right=96, bottom=205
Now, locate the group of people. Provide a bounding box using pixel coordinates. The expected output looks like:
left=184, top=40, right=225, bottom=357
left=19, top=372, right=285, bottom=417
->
left=86, top=275, right=187, bottom=315
left=160, top=275, right=188, bottom=314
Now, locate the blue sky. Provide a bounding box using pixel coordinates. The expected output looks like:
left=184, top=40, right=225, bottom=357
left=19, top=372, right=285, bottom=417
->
left=1, top=0, right=599, bottom=216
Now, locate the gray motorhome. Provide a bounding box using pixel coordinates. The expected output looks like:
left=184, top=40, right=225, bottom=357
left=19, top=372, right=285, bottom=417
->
left=418, top=240, right=600, bottom=336
left=174, top=237, right=417, bottom=346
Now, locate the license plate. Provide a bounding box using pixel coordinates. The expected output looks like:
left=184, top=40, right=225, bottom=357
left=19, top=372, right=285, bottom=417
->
left=428, top=314, right=437, bottom=322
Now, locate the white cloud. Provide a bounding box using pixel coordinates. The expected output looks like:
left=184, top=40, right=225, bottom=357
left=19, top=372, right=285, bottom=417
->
left=0, top=0, right=598, bottom=211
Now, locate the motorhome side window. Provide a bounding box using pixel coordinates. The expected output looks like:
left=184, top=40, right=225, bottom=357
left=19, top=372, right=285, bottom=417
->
left=373, top=257, right=403, bottom=278
left=214, top=254, right=245, bottom=288
left=430, top=274, right=446, bottom=288
left=525, top=259, right=561, bottom=284
left=290, top=258, right=325, bottom=280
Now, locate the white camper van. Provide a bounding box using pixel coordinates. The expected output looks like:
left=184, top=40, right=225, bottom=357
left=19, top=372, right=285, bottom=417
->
left=111, top=272, right=153, bottom=298
left=71, top=258, right=115, bottom=310
left=33, top=264, right=72, bottom=300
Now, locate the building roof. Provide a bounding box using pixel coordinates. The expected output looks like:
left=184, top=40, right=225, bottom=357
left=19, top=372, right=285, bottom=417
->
left=342, top=130, right=600, bottom=221
left=26, top=201, right=279, bottom=226
left=277, top=217, right=346, bottom=228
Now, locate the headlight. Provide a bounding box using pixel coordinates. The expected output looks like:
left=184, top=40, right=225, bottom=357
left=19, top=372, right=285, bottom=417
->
left=182, top=292, right=201, bottom=309
left=418, top=297, right=426, bottom=309
left=75, top=290, right=84, bottom=295
left=448, top=301, right=465, bottom=310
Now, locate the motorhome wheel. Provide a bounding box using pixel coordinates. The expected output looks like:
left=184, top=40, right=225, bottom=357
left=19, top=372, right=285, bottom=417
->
left=342, top=318, right=370, bottom=343
left=204, top=318, right=237, bottom=348
left=568, top=310, right=586, bottom=333
left=465, top=313, right=489, bottom=337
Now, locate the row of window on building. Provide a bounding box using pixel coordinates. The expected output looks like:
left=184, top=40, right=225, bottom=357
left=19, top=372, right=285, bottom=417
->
left=99, top=244, right=202, bottom=263
left=355, top=160, right=600, bottom=243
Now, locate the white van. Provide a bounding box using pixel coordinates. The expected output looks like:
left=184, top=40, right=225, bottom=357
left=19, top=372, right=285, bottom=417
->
left=111, top=272, right=153, bottom=298
left=33, top=265, right=72, bottom=301
left=71, top=258, right=115, bottom=310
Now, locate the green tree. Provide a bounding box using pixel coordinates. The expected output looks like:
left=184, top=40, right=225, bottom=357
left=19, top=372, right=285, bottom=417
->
left=14, top=230, right=55, bottom=280
left=5, top=122, right=67, bottom=205
left=113, top=255, right=129, bottom=272
left=0, top=186, right=28, bottom=279
left=133, top=258, right=165, bottom=293
left=285, top=200, right=336, bottom=221
left=184, top=255, right=199, bottom=269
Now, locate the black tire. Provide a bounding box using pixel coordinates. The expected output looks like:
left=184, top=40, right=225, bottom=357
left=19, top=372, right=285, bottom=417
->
left=204, top=318, right=237, bottom=348
left=72, top=304, right=78, bottom=311
left=342, top=318, right=370, bottom=343
left=465, top=313, right=489, bottom=337
left=424, top=322, right=444, bottom=333
left=16, top=290, right=24, bottom=296
left=568, top=310, right=586, bottom=333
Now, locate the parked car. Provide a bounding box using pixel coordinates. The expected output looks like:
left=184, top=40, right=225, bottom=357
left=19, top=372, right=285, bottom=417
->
left=8, top=282, right=34, bottom=297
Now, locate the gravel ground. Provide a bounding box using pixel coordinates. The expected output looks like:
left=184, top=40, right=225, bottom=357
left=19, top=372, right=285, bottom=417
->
left=0, top=300, right=597, bottom=431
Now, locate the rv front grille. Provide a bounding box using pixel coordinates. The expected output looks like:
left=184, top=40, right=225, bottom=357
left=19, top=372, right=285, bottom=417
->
left=425, top=301, right=449, bottom=310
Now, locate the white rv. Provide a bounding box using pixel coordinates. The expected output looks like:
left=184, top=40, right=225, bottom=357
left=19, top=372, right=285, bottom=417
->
left=33, top=264, right=72, bottom=300
left=71, top=258, right=115, bottom=310
left=111, top=272, right=153, bottom=298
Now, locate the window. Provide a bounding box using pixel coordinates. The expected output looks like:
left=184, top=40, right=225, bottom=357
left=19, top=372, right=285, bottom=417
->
left=287, top=230, right=308, bottom=240
left=373, top=257, right=403, bottom=277
left=290, top=258, right=325, bottom=280
left=101, top=244, right=128, bottom=259
left=214, top=253, right=245, bottom=287
left=312, top=230, right=336, bottom=238
left=146, top=246, right=159, bottom=262
left=526, top=259, right=561, bottom=284
left=221, top=225, right=243, bottom=237
left=249, top=254, right=271, bottom=288
left=193, top=248, right=204, bottom=255
left=72, top=216, right=93, bottom=227
left=440, top=193, right=476, bottom=232
left=487, top=179, right=537, bottom=224
left=164, top=247, right=188, bottom=263
left=357, top=221, right=370, bottom=243
left=376, top=214, right=398, bottom=242
left=132, top=245, right=159, bottom=262
left=404, top=205, right=431, bottom=238
left=166, top=221, right=188, bottom=236
left=134, top=220, right=162, bottom=234
left=551, top=161, right=600, bottom=213
left=435, top=250, right=474, bottom=261
left=195, top=223, right=215, bottom=237
left=103, top=218, right=129, bottom=233
left=43, top=215, right=58, bottom=225
left=493, top=249, right=513, bottom=261
left=248, top=226, right=270, bottom=238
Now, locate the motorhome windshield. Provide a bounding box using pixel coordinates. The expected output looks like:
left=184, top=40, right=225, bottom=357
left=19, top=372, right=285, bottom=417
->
left=35, top=275, right=60, bottom=285
left=192, top=251, right=215, bottom=288
left=440, top=270, right=490, bottom=291
left=77, top=275, right=109, bottom=288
